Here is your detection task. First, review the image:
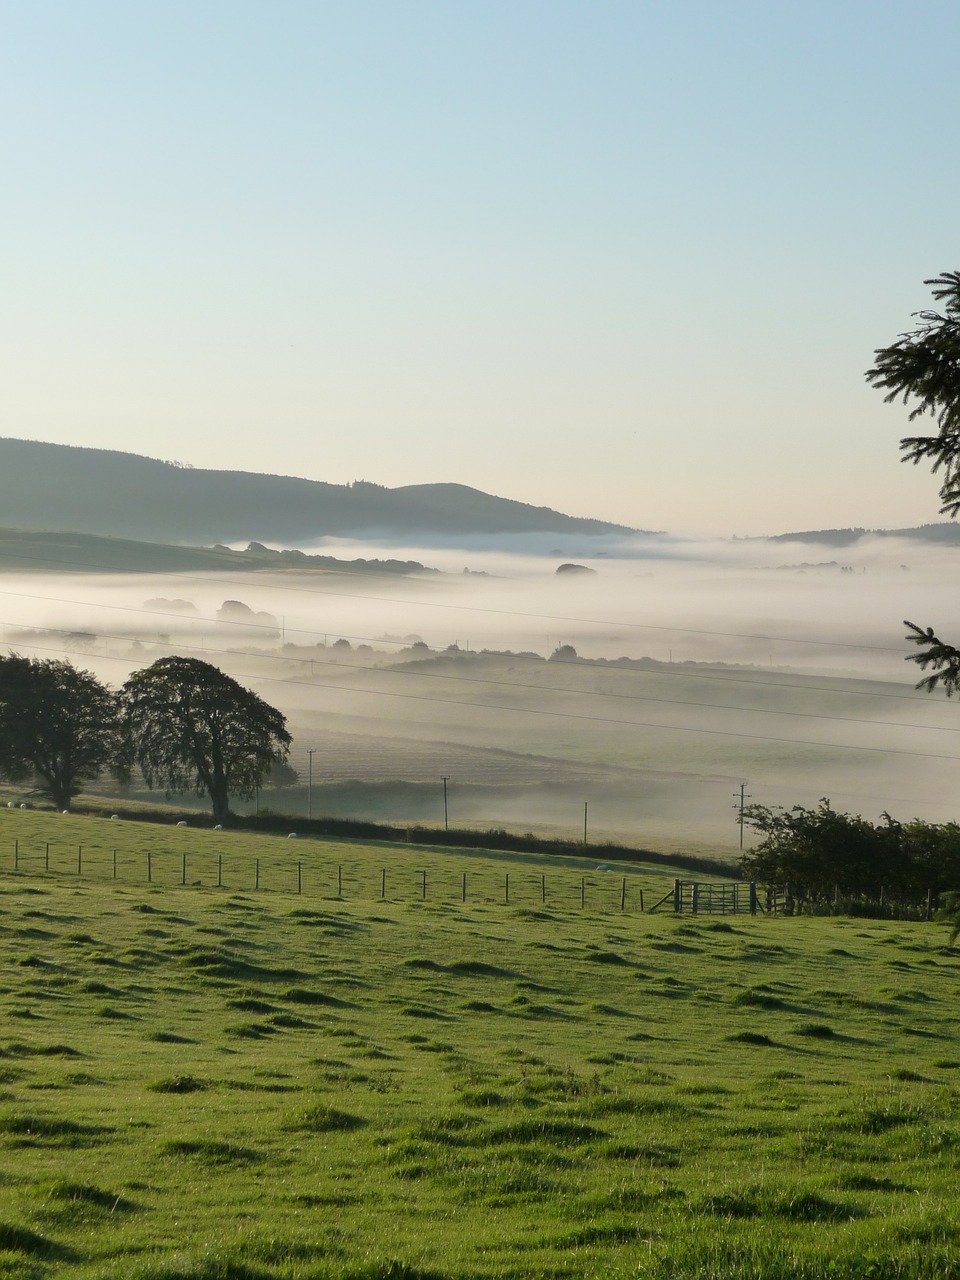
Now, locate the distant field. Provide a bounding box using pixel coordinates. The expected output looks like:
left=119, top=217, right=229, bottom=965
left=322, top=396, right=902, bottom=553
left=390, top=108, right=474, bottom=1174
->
left=0, top=810, right=959, bottom=1278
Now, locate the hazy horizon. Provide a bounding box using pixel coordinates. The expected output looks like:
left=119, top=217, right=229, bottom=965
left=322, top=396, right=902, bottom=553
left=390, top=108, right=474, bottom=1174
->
left=4, top=529, right=960, bottom=847
left=2, top=3, right=958, bottom=536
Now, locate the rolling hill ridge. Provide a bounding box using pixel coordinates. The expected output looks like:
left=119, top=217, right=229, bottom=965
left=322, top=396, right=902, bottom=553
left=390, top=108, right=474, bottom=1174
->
left=0, top=438, right=635, bottom=545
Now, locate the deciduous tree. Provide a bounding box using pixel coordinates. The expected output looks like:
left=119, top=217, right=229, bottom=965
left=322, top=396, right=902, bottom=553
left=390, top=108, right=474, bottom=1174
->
left=119, top=656, right=291, bottom=823
left=0, top=655, right=118, bottom=810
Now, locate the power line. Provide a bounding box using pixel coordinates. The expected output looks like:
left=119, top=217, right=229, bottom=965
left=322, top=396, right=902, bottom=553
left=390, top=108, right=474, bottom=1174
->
left=0, top=547, right=912, bottom=653
left=6, top=576, right=940, bottom=707
left=8, top=626, right=960, bottom=767
left=5, top=611, right=958, bottom=738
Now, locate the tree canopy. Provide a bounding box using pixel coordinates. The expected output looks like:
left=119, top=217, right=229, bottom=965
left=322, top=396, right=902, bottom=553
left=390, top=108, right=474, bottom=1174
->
left=865, top=270, right=960, bottom=514
left=740, top=800, right=960, bottom=906
left=119, top=656, right=291, bottom=822
left=0, top=655, right=118, bottom=810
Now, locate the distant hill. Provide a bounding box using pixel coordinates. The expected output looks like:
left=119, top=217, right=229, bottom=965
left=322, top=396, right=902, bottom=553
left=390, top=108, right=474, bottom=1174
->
left=0, top=438, right=635, bottom=544
left=0, top=528, right=437, bottom=576
left=767, top=524, right=960, bottom=547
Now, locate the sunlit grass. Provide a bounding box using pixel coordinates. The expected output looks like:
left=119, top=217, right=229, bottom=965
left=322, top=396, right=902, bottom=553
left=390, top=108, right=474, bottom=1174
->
left=0, top=809, right=958, bottom=1277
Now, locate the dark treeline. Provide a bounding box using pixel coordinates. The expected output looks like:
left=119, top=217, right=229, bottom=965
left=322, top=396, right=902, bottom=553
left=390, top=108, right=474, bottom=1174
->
left=79, top=803, right=737, bottom=879
left=741, top=799, right=960, bottom=906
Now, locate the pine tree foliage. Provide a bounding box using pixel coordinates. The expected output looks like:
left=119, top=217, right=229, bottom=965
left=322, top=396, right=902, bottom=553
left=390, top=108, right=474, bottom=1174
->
left=903, top=620, right=960, bottom=696
left=865, top=271, right=960, bottom=514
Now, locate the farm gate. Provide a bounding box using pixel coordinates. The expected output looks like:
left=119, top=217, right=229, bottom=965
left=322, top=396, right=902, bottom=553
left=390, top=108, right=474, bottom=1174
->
left=650, top=878, right=791, bottom=916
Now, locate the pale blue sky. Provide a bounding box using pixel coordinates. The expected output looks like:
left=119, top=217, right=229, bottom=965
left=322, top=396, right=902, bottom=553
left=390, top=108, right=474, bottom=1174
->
left=2, top=1, right=958, bottom=535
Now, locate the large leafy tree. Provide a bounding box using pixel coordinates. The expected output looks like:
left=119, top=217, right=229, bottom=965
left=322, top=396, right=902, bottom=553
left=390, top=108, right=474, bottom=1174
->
left=0, top=655, right=119, bottom=810
left=119, top=656, right=291, bottom=822
left=740, top=801, right=960, bottom=905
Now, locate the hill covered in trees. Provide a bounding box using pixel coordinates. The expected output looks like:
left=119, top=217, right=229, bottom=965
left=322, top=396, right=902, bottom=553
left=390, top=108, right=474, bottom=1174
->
left=0, top=438, right=635, bottom=545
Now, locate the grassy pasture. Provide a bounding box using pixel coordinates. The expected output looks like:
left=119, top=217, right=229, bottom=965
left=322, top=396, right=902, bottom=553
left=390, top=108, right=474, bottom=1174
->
left=1, top=810, right=668, bottom=913
left=0, top=814, right=959, bottom=1278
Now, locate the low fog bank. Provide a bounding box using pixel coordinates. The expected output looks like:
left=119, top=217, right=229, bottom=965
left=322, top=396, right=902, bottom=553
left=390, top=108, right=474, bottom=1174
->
left=2, top=530, right=960, bottom=847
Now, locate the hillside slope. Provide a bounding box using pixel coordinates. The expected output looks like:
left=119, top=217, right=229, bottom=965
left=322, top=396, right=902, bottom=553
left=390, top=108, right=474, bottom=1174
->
left=0, top=438, right=635, bottom=544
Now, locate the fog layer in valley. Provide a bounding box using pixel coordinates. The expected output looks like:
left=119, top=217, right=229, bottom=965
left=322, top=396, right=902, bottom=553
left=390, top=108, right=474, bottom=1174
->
left=3, top=531, right=960, bottom=853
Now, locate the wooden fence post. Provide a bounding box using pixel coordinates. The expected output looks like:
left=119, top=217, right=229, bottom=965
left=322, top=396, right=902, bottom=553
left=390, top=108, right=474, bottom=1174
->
left=147, top=850, right=152, bottom=883
left=338, top=864, right=343, bottom=897
left=381, top=868, right=386, bottom=899
left=45, top=842, right=49, bottom=871
left=181, top=853, right=186, bottom=886
left=113, top=849, right=117, bottom=880
left=541, top=873, right=546, bottom=904
left=255, top=859, right=260, bottom=890
left=297, top=861, right=302, bottom=894
left=421, top=870, right=427, bottom=900
left=217, top=854, right=222, bottom=888
left=504, top=873, right=509, bottom=905
left=580, top=877, right=585, bottom=910
left=673, top=879, right=681, bottom=913
left=77, top=845, right=82, bottom=876
left=462, top=871, right=467, bottom=903
left=13, top=840, right=18, bottom=871
left=639, top=888, right=645, bottom=912
left=620, top=878, right=626, bottom=911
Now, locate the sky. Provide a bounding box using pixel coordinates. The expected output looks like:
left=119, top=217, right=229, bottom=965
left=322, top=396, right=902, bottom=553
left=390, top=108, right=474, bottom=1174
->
left=2, top=0, right=959, bottom=538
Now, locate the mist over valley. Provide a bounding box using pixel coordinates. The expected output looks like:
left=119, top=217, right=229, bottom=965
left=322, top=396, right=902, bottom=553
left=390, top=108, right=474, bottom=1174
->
left=2, top=489, right=959, bottom=853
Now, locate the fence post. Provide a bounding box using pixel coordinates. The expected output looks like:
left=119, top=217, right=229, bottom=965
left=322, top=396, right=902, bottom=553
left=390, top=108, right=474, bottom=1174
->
left=147, top=850, right=152, bottom=883
left=580, top=877, right=585, bottom=910
left=541, top=873, right=546, bottom=904
left=338, top=865, right=343, bottom=897
left=381, top=868, right=386, bottom=899
left=77, top=845, right=82, bottom=876
left=181, top=853, right=186, bottom=886
left=692, top=883, right=699, bottom=915
left=462, top=871, right=467, bottom=903
left=45, top=842, right=49, bottom=871
left=421, top=870, right=427, bottom=900
left=620, top=877, right=626, bottom=911
left=217, top=854, right=222, bottom=888
left=297, top=861, right=302, bottom=895
left=639, top=888, right=645, bottom=912
left=113, top=849, right=117, bottom=879
left=673, top=879, right=681, bottom=913
left=504, top=873, right=509, bottom=905
left=14, top=840, right=18, bottom=871
left=255, top=859, right=260, bottom=890
left=749, top=882, right=757, bottom=915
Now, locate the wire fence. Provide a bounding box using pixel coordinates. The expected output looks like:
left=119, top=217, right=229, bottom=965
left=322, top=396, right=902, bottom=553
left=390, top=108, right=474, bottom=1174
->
left=4, top=837, right=653, bottom=915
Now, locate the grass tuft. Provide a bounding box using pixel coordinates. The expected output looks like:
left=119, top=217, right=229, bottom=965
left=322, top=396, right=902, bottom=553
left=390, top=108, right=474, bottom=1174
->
left=285, top=1102, right=366, bottom=1133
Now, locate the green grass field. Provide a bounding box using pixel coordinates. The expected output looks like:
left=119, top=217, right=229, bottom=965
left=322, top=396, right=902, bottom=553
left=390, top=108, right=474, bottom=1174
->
left=1, top=812, right=959, bottom=1279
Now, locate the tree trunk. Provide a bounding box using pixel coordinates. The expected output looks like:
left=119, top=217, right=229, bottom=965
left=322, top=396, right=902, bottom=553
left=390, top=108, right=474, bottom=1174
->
left=210, top=780, right=230, bottom=824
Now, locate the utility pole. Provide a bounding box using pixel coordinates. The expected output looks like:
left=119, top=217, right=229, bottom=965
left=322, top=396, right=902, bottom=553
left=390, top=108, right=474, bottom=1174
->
left=733, top=782, right=751, bottom=850
left=440, top=775, right=449, bottom=831
left=308, top=749, right=316, bottom=820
